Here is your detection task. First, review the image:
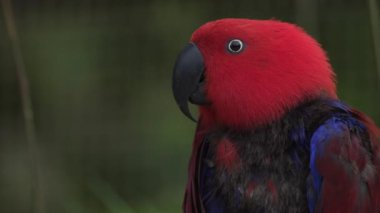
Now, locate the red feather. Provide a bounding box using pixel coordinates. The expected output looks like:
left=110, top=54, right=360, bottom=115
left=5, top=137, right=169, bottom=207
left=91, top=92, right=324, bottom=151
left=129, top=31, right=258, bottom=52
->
left=350, top=109, right=380, bottom=211
left=181, top=18, right=380, bottom=212
left=215, top=137, right=240, bottom=170
left=182, top=118, right=209, bottom=213
left=191, top=19, right=337, bottom=129
left=314, top=118, right=380, bottom=212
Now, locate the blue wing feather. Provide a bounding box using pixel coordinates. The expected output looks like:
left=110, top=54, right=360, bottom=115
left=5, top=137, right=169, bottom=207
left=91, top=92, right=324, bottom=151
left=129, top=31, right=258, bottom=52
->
left=308, top=113, right=380, bottom=212
left=308, top=117, right=337, bottom=212
left=196, top=100, right=380, bottom=213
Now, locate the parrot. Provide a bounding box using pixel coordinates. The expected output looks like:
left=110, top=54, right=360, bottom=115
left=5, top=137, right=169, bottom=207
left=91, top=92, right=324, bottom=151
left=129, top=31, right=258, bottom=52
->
left=172, top=18, right=380, bottom=213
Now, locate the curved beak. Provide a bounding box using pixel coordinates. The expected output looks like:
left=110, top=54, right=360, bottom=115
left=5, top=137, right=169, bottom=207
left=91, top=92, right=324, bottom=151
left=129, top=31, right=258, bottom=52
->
left=172, top=43, right=208, bottom=122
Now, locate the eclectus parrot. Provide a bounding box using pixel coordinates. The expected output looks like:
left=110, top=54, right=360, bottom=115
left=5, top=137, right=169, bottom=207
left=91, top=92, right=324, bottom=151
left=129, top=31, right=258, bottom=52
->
left=172, top=18, right=380, bottom=213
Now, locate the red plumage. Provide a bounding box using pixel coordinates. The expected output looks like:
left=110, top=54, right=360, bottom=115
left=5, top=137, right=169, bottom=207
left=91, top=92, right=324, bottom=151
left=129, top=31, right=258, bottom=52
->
left=192, top=19, right=336, bottom=129
left=183, top=120, right=208, bottom=213
left=184, top=19, right=338, bottom=210
left=215, top=138, right=240, bottom=170
left=179, top=18, right=380, bottom=212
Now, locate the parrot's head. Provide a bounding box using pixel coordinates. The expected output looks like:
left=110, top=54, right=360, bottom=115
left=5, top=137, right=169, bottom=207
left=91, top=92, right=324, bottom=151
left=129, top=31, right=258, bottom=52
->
left=173, top=18, right=337, bottom=129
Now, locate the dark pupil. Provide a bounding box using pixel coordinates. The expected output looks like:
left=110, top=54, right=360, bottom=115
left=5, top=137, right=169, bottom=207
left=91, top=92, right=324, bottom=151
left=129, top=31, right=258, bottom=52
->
left=230, top=41, right=241, bottom=52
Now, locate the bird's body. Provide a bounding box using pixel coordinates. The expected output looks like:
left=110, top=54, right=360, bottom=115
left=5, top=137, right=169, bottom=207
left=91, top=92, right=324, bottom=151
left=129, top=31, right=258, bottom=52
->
left=172, top=18, right=380, bottom=212
left=196, top=99, right=380, bottom=213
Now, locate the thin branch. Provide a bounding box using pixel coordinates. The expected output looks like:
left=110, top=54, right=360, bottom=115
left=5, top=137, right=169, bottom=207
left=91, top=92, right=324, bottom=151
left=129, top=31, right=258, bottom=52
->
left=1, top=1, right=45, bottom=213
left=368, top=0, right=380, bottom=91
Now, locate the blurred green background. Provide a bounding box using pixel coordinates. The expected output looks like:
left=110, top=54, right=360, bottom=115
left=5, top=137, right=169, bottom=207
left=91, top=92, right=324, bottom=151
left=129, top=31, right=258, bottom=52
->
left=0, top=0, right=379, bottom=212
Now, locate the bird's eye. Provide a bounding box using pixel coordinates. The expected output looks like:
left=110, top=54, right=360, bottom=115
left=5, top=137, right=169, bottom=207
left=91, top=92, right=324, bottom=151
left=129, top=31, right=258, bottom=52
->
left=227, top=39, right=244, bottom=54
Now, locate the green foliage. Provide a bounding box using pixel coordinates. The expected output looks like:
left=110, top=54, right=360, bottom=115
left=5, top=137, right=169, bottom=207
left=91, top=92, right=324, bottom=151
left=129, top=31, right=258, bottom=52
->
left=0, top=1, right=379, bottom=212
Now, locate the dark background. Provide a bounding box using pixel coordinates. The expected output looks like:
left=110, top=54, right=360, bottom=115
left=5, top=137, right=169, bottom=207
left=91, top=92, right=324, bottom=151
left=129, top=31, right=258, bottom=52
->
left=0, top=0, right=379, bottom=212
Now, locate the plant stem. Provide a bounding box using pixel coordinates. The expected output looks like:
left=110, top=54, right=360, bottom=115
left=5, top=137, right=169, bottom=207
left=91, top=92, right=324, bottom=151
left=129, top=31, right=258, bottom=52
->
left=1, top=1, right=45, bottom=212
left=368, top=0, right=380, bottom=91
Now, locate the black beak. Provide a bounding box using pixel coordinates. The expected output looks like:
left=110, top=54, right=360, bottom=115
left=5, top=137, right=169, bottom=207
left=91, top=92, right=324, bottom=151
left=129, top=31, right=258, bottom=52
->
left=172, top=43, right=208, bottom=122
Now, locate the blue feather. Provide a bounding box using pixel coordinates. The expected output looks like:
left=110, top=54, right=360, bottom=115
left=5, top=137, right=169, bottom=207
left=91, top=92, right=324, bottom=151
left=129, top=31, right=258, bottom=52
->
left=307, top=104, right=370, bottom=212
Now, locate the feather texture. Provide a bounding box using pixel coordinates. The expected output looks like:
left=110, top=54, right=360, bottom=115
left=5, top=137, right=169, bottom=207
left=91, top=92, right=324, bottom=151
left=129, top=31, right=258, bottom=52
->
left=310, top=115, right=380, bottom=212
left=183, top=99, right=380, bottom=213
left=179, top=19, right=380, bottom=213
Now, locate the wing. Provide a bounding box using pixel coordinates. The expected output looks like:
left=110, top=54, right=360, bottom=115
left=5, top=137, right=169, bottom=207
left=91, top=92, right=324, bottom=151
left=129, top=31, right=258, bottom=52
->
left=308, top=114, right=380, bottom=213
left=183, top=119, right=209, bottom=213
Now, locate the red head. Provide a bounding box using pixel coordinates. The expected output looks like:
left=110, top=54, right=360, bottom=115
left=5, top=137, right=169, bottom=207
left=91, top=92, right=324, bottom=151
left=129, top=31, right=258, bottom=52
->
left=173, top=18, right=337, bottom=129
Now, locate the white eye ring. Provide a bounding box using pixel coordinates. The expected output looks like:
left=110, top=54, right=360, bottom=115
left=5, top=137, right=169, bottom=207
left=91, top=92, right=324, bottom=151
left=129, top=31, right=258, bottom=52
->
left=227, top=39, right=244, bottom=54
